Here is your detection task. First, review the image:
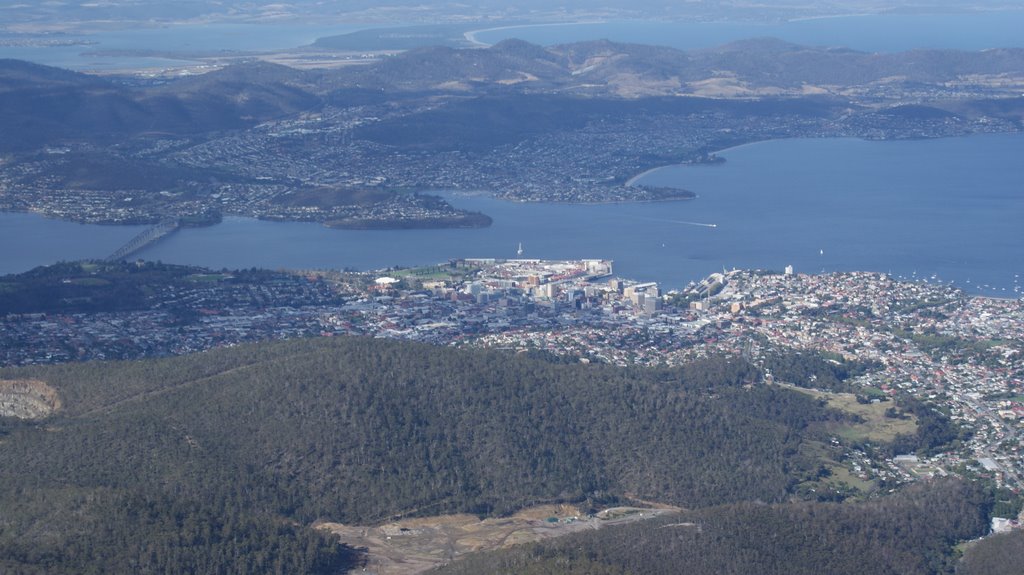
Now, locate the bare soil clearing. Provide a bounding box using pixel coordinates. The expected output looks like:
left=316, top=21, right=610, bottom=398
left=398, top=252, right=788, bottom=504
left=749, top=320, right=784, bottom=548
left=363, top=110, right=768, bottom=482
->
left=318, top=503, right=678, bottom=574
left=0, top=379, right=61, bottom=418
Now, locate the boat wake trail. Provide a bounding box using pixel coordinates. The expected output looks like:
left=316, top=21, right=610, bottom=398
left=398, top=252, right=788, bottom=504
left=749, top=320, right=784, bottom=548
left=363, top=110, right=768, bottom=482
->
left=627, top=215, right=718, bottom=228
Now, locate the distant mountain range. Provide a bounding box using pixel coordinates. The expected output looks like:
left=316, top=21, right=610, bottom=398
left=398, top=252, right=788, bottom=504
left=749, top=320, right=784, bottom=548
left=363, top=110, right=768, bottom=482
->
left=0, top=58, right=323, bottom=151
left=341, top=37, right=1024, bottom=96
left=2, top=39, right=1023, bottom=151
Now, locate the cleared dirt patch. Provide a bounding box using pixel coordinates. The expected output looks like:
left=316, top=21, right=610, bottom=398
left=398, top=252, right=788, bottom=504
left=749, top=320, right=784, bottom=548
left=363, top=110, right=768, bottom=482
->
left=781, top=384, right=917, bottom=443
left=318, top=504, right=678, bottom=574
left=0, top=379, right=61, bottom=419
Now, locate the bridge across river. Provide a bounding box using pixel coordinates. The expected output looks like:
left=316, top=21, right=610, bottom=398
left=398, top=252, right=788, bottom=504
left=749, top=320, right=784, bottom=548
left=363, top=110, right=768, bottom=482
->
left=106, top=219, right=179, bottom=262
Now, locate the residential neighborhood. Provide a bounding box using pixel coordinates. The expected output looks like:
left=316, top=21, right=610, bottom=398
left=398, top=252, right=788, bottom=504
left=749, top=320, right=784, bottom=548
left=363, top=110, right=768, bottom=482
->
left=2, top=258, right=1021, bottom=501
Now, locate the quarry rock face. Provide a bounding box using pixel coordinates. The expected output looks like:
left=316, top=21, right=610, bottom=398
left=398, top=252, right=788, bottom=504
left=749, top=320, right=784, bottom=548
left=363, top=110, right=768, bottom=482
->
left=0, top=380, right=61, bottom=419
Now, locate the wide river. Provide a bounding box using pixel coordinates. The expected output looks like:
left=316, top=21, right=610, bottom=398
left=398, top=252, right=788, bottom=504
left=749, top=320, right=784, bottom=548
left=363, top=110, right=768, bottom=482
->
left=2, top=133, right=1022, bottom=295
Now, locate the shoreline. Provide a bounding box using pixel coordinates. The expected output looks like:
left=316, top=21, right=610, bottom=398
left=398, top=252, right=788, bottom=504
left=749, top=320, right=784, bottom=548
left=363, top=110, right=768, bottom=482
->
left=434, top=189, right=695, bottom=206
left=625, top=131, right=1021, bottom=187
left=786, top=12, right=878, bottom=23
left=503, top=195, right=696, bottom=206
left=625, top=139, right=772, bottom=185
left=463, top=20, right=607, bottom=47
left=624, top=166, right=664, bottom=187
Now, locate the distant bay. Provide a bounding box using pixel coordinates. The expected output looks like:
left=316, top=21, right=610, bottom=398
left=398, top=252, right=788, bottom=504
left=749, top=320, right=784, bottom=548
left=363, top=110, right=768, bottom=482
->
left=5, top=10, right=1024, bottom=72
left=0, top=22, right=367, bottom=71
left=2, top=133, right=1022, bottom=296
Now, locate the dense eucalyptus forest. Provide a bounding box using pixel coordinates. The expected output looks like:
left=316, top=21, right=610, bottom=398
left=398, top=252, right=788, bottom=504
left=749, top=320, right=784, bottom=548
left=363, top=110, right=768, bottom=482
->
left=430, top=479, right=991, bottom=575
left=0, top=336, right=1001, bottom=573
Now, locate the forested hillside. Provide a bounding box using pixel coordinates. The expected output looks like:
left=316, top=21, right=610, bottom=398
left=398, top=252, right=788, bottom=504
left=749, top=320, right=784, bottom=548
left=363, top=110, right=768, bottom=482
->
left=0, top=336, right=845, bottom=572
left=0, top=336, right=998, bottom=573
left=430, top=479, right=991, bottom=575
left=959, top=529, right=1024, bottom=575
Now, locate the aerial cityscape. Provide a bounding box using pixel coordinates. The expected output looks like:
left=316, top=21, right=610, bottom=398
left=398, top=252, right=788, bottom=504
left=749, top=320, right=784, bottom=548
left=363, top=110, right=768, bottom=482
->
left=1, top=1, right=1023, bottom=574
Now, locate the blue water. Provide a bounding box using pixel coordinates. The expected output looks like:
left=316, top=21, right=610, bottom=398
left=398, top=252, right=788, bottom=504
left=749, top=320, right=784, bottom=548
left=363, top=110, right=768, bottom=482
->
left=471, top=12, right=1024, bottom=52
left=2, top=133, right=1021, bottom=295
left=0, top=214, right=148, bottom=272
left=0, top=22, right=366, bottom=70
